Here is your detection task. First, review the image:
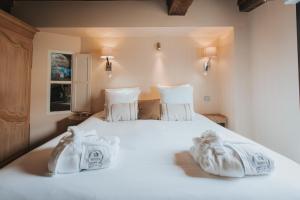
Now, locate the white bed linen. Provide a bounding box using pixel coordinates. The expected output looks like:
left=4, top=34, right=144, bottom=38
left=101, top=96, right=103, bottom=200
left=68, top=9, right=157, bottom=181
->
left=1, top=113, right=300, bottom=200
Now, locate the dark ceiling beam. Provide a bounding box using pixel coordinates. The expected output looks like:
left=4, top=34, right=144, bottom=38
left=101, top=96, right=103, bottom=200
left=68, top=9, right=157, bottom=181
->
left=167, top=0, right=193, bottom=16
left=238, top=0, right=266, bottom=12
left=13, top=0, right=195, bottom=15
left=0, top=0, right=13, bottom=13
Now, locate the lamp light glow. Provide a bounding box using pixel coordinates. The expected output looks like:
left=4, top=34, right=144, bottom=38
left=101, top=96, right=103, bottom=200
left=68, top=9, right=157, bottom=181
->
left=203, top=47, right=217, bottom=58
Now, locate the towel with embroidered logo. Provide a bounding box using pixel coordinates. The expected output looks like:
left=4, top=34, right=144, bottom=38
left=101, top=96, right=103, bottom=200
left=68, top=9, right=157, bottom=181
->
left=190, top=130, right=274, bottom=177
left=48, top=126, right=120, bottom=176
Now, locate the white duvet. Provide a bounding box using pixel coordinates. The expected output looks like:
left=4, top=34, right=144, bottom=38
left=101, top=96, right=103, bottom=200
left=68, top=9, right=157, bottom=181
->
left=1, top=113, right=300, bottom=200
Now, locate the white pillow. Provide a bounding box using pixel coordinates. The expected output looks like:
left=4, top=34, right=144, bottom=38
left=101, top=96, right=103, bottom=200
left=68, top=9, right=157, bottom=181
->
left=160, top=103, right=193, bottom=121
left=105, top=87, right=140, bottom=105
left=158, top=84, right=195, bottom=120
left=106, top=102, right=138, bottom=122
left=105, top=87, right=140, bottom=121
left=158, top=84, right=194, bottom=106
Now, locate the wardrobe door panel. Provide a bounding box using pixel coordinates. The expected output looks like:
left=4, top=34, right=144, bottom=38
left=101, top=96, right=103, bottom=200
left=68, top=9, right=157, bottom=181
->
left=0, top=27, right=32, bottom=164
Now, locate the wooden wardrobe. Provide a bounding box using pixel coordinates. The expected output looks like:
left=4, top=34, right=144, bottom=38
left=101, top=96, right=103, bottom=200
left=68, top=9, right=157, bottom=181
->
left=0, top=10, right=37, bottom=167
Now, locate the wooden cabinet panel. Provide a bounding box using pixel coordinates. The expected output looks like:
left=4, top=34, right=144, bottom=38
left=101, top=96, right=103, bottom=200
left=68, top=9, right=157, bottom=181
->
left=0, top=121, right=28, bottom=163
left=0, top=10, right=37, bottom=167
left=0, top=30, right=31, bottom=163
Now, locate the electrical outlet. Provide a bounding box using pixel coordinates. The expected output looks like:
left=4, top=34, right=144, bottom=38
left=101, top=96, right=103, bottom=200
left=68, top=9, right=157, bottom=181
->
left=204, top=96, right=211, bottom=102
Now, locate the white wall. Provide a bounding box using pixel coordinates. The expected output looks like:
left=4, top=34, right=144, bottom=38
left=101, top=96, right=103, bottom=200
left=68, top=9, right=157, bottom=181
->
left=217, top=30, right=236, bottom=130
left=80, top=36, right=222, bottom=114
left=249, top=1, right=300, bottom=162
left=30, top=32, right=81, bottom=145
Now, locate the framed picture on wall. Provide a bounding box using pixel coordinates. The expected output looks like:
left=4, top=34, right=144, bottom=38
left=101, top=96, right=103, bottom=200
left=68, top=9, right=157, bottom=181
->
left=49, top=51, right=73, bottom=113
left=51, top=52, right=72, bottom=81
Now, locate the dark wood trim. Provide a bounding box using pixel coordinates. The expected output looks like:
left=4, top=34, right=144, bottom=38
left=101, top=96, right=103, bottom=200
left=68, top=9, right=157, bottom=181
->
left=167, top=0, right=193, bottom=16
left=0, top=0, right=13, bottom=13
left=29, top=133, right=61, bottom=151
left=297, top=3, right=300, bottom=101
left=238, top=0, right=266, bottom=12
left=0, top=150, right=28, bottom=168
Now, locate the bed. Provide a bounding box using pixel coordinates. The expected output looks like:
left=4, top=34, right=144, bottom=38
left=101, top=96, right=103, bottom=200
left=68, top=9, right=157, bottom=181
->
left=0, top=113, right=300, bottom=200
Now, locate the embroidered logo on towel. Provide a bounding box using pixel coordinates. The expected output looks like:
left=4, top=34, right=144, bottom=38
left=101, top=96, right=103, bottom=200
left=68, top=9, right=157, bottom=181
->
left=88, top=150, right=104, bottom=169
left=251, top=153, right=273, bottom=174
left=80, top=144, right=111, bottom=170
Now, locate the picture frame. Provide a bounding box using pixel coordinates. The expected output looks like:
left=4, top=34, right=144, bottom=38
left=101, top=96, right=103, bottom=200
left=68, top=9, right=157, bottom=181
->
left=47, top=50, right=73, bottom=114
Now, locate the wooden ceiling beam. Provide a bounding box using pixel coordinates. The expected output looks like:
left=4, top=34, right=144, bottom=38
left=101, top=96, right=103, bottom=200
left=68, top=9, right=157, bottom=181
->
left=1, top=0, right=13, bottom=13
left=12, top=0, right=195, bottom=15
left=238, top=0, right=266, bottom=12
left=167, top=0, right=193, bottom=16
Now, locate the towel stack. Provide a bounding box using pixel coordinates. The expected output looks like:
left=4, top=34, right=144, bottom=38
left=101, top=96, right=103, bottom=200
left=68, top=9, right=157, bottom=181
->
left=190, top=130, right=274, bottom=178
left=48, top=126, right=120, bottom=176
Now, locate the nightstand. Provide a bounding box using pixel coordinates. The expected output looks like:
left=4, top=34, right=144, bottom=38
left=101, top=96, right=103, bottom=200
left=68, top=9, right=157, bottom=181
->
left=67, top=114, right=91, bottom=126
left=56, top=113, right=92, bottom=135
left=203, top=114, right=227, bottom=127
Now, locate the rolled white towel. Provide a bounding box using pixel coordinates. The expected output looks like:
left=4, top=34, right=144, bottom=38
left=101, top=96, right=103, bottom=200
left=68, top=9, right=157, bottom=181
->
left=48, top=127, right=120, bottom=176
left=67, top=126, right=83, bottom=146
left=190, top=130, right=274, bottom=177
left=227, top=142, right=274, bottom=176
left=80, top=136, right=120, bottom=170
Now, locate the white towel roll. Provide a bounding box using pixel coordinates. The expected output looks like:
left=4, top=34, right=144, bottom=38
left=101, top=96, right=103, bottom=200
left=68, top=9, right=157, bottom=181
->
left=48, top=127, right=120, bottom=176
left=190, top=130, right=274, bottom=177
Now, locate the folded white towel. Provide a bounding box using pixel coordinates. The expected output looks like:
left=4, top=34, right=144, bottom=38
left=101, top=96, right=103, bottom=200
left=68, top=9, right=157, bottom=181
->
left=190, top=130, right=274, bottom=177
left=48, top=126, right=120, bottom=176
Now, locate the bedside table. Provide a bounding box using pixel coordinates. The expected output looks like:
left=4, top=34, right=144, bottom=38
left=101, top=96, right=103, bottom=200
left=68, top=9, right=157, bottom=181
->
left=67, top=114, right=91, bottom=126
left=203, top=114, right=227, bottom=127
left=57, top=113, right=92, bottom=134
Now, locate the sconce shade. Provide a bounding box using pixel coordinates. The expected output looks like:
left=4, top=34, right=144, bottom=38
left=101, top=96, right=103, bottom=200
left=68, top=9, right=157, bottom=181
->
left=100, top=47, right=114, bottom=59
left=203, top=46, right=217, bottom=58
left=200, top=46, right=217, bottom=76
left=156, top=42, right=161, bottom=51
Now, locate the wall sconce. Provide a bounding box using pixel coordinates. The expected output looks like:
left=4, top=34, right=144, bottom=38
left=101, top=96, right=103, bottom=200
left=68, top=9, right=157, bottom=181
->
left=156, top=42, right=161, bottom=51
left=202, top=46, right=217, bottom=76
left=101, top=47, right=114, bottom=78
